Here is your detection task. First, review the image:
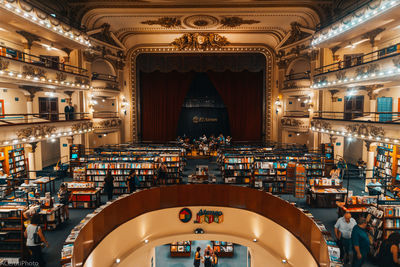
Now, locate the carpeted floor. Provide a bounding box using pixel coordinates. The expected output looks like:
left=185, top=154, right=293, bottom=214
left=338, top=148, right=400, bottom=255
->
left=33, top=159, right=377, bottom=266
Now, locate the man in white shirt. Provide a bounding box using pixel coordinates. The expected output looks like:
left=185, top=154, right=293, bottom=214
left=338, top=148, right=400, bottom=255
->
left=334, top=212, right=357, bottom=263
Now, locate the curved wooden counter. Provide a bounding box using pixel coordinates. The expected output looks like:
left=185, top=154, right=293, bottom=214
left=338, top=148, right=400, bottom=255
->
left=71, top=185, right=330, bottom=266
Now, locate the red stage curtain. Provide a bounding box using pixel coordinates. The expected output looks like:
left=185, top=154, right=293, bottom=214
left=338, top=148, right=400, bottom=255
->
left=140, top=70, right=263, bottom=142
left=207, top=71, right=263, bottom=141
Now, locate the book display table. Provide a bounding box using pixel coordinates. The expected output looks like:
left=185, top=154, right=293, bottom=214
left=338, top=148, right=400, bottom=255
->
left=33, top=177, right=56, bottom=195
left=38, top=203, right=67, bottom=230
left=65, top=182, right=101, bottom=209
left=307, top=179, right=347, bottom=208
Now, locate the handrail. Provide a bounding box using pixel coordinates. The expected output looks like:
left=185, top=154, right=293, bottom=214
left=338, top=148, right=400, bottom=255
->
left=0, top=45, right=88, bottom=76
left=283, top=111, right=310, bottom=117
left=315, top=43, right=400, bottom=75
left=314, top=111, right=400, bottom=123
left=284, top=71, right=310, bottom=81
left=0, top=112, right=90, bottom=126
left=69, top=185, right=331, bottom=266
left=91, top=72, right=117, bottom=82
left=315, top=0, right=374, bottom=32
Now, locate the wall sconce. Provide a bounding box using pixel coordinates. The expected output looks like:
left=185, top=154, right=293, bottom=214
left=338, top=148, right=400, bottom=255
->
left=121, top=97, right=129, bottom=115
left=275, top=97, right=282, bottom=114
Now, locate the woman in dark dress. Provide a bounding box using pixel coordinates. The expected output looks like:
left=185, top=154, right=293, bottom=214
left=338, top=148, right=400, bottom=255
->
left=193, top=247, right=201, bottom=267
left=127, top=170, right=139, bottom=193
left=378, top=232, right=400, bottom=267
left=104, top=170, right=114, bottom=201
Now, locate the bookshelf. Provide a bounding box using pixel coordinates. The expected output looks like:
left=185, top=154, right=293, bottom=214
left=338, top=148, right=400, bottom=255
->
left=321, top=143, right=334, bottom=174
left=0, top=206, right=25, bottom=261
left=170, top=241, right=191, bottom=257
left=8, top=147, right=27, bottom=180
left=374, top=144, right=395, bottom=186
left=212, top=241, right=234, bottom=257
left=221, top=155, right=254, bottom=184
left=307, top=178, right=347, bottom=208
left=70, top=144, right=85, bottom=170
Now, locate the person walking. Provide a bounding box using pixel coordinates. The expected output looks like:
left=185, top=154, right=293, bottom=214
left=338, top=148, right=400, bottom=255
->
left=24, top=214, right=49, bottom=267
left=377, top=232, right=400, bottom=267
left=334, top=212, right=356, bottom=263
left=58, top=183, right=70, bottom=220
left=104, top=169, right=114, bottom=201
left=351, top=217, right=370, bottom=267
left=194, top=247, right=202, bottom=267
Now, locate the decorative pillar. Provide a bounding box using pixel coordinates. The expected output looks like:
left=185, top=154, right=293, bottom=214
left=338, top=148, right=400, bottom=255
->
left=365, top=141, right=375, bottom=192
left=21, top=86, right=42, bottom=122
left=25, top=142, right=38, bottom=179
left=16, top=30, right=40, bottom=63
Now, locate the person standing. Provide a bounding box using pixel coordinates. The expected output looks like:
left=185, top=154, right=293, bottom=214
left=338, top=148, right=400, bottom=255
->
left=334, top=212, right=356, bottom=263
left=377, top=232, right=400, bottom=267
left=64, top=102, right=75, bottom=120
left=194, top=247, right=202, bottom=267
left=0, top=168, right=7, bottom=185
left=104, top=170, right=114, bottom=201
left=58, top=183, right=70, bottom=220
left=24, top=214, right=49, bottom=267
left=127, top=170, right=139, bottom=193
left=351, top=217, right=370, bottom=267
left=203, top=250, right=213, bottom=267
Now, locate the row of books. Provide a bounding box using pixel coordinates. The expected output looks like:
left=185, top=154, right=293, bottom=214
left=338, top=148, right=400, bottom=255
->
left=87, top=163, right=154, bottom=169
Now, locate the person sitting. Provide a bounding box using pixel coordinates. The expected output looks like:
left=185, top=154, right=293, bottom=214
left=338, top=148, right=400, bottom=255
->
left=0, top=169, right=7, bottom=185
left=367, top=179, right=382, bottom=196
left=225, top=136, right=232, bottom=145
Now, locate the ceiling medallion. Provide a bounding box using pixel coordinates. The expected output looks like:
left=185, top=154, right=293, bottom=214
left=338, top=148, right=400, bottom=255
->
left=141, top=17, right=181, bottom=28
left=171, top=33, right=229, bottom=50
left=183, top=15, right=219, bottom=29
left=220, top=16, right=260, bottom=28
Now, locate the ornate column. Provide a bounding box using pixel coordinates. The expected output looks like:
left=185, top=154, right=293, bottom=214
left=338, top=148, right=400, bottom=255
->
left=365, top=141, right=375, bottom=192
left=25, top=142, right=38, bottom=179
left=21, top=86, right=42, bottom=122
left=16, top=30, right=40, bottom=63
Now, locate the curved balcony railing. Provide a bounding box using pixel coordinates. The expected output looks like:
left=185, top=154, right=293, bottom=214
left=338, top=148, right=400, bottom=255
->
left=0, top=112, right=90, bottom=126
left=0, top=45, right=88, bottom=76
left=284, top=111, right=310, bottom=118
left=92, top=111, right=119, bottom=119
left=68, top=185, right=331, bottom=267
left=284, top=71, right=310, bottom=81
left=315, top=43, right=400, bottom=76
left=314, top=111, right=400, bottom=123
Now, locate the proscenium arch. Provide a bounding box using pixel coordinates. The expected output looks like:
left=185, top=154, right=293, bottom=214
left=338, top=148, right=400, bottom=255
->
left=127, top=45, right=275, bottom=143
left=70, top=185, right=331, bottom=267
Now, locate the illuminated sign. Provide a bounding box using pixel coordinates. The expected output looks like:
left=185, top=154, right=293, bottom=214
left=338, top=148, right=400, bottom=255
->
left=178, top=208, right=192, bottom=223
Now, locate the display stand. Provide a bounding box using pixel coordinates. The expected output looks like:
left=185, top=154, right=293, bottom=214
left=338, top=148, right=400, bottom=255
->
left=307, top=178, right=347, bottom=208
left=39, top=203, right=66, bottom=230
left=212, top=241, right=234, bottom=257
left=65, top=182, right=101, bottom=209
left=336, top=195, right=377, bottom=219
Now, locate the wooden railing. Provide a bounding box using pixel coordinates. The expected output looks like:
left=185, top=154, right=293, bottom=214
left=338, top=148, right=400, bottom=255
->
left=70, top=185, right=330, bottom=266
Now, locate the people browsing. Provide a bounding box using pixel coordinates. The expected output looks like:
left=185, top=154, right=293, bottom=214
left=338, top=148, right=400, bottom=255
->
left=64, top=102, right=75, bottom=120
left=367, top=179, right=382, bottom=196
left=334, top=212, right=356, bottom=263
left=24, top=214, right=49, bottom=266
left=58, top=183, right=70, bottom=220
left=104, top=169, right=114, bottom=201
left=330, top=166, right=341, bottom=179
left=157, top=163, right=168, bottom=185
left=0, top=168, right=7, bottom=185
left=351, top=217, right=370, bottom=267
left=193, top=247, right=202, bottom=267
left=377, top=232, right=400, bottom=267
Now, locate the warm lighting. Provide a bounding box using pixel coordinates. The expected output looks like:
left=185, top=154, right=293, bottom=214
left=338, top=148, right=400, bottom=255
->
left=253, top=238, right=257, bottom=242
left=115, top=259, right=121, bottom=264
left=144, top=239, right=149, bottom=244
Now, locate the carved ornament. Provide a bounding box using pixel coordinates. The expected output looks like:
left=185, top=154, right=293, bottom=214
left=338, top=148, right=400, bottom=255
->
left=0, top=58, right=10, bottom=70
left=393, top=56, right=400, bottom=68
left=94, top=118, right=122, bottom=129
left=72, top=122, right=93, bottom=132
left=220, top=16, right=260, bottom=27
left=56, top=72, right=67, bottom=81
left=75, top=76, right=89, bottom=85
left=141, top=17, right=181, bottom=28
left=281, top=118, right=304, bottom=127
left=23, top=66, right=46, bottom=78
left=171, top=33, right=229, bottom=50
left=345, top=124, right=385, bottom=137
left=335, top=70, right=346, bottom=81
left=311, top=120, right=332, bottom=130
left=16, top=125, right=57, bottom=139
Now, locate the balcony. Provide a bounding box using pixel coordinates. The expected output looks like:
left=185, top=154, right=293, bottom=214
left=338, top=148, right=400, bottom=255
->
left=91, top=72, right=119, bottom=92
left=0, top=46, right=90, bottom=90
left=312, top=43, right=400, bottom=89
left=312, top=111, right=400, bottom=142
left=92, top=111, right=121, bottom=134
left=312, top=0, right=400, bottom=48
left=0, top=112, right=92, bottom=147
left=283, top=72, right=311, bottom=90
left=281, top=114, right=310, bottom=133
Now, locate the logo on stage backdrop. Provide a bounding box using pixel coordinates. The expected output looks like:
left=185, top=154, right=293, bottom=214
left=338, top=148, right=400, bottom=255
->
left=178, top=208, right=192, bottom=223
left=192, top=116, right=218, bottom=124
left=194, top=209, right=224, bottom=224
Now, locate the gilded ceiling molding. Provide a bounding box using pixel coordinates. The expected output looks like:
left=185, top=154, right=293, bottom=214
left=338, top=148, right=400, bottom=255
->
left=183, top=15, right=219, bottom=29
left=128, top=45, right=274, bottom=143
left=220, top=16, right=260, bottom=27
left=171, top=33, right=229, bottom=50
left=141, top=17, right=182, bottom=28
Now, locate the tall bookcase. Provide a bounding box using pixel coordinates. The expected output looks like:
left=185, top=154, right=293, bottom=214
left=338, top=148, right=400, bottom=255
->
left=374, top=144, right=397, bottom=190
left=8, top=147, right=27, bottom=180
left=221, top=155, right=254, bottom=184
left=0, top=206, right=25, bottom=261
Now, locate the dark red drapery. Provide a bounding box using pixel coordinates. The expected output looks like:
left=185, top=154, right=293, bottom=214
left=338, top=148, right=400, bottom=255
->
left=140, top=70, right=263, bottom=142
